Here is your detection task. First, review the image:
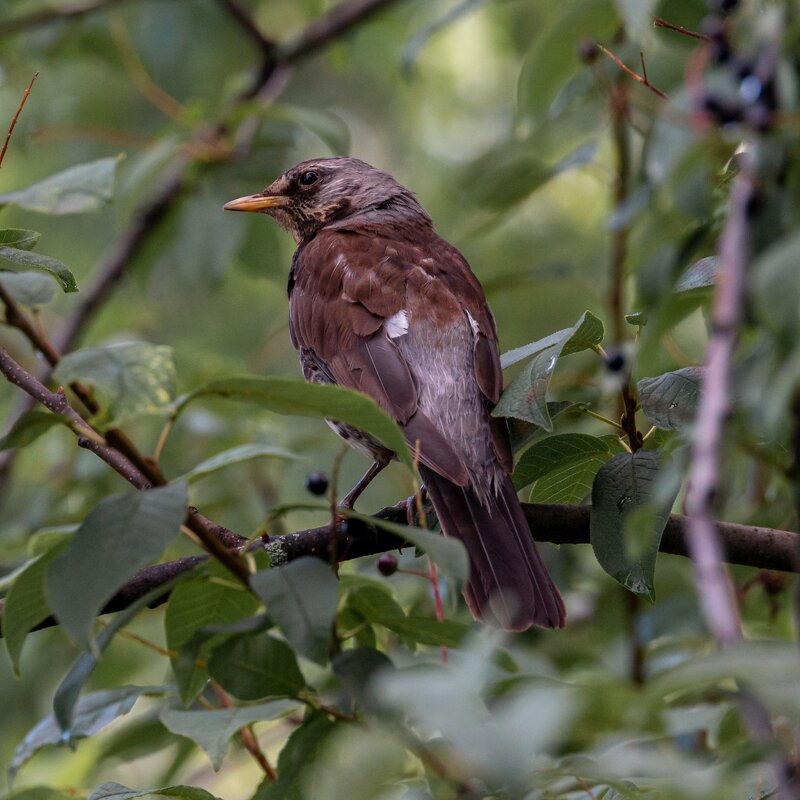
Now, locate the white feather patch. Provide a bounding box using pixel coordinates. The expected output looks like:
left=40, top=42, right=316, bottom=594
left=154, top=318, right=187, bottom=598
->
left=466, top=310, right=480, bottom=336
left=384, top=309, right=409, bottom=338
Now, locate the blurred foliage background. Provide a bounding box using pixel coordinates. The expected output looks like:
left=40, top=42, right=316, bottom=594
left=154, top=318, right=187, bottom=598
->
left=0, top=0, right=799, bottom=798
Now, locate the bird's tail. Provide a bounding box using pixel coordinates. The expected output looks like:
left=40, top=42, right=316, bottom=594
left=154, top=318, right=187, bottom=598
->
left=420, top=465, right=566, bottom=631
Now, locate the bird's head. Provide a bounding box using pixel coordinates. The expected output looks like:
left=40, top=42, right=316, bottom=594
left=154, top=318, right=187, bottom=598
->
left=223, top=157, right=431, bottom=243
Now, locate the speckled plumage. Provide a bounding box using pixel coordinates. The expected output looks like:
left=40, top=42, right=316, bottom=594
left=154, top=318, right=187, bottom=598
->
left=225, top=158, right=565, bottom=631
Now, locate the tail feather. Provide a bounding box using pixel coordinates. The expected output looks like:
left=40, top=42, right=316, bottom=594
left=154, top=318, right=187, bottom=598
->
left=420, top=465, right=566, bottom=631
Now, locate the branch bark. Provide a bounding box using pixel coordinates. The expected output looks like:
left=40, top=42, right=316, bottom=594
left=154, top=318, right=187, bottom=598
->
left=0, top=344, right=251, bottom=583
left=683, top=157, right=755, bottom=645
left=2, top=501, right=797, bottom=636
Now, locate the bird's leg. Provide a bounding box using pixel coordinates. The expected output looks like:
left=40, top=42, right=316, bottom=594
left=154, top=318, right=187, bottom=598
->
left=406, top=486, right=429, bottom=527
left=339, top=459, right=389, bottom=510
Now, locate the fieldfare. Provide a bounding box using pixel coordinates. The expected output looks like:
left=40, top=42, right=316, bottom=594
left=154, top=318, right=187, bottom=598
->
left=225, top=157, right=565, bottom=631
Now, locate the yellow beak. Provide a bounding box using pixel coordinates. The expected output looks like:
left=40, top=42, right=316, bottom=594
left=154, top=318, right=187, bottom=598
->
left=223, top=193, right=288, bottom=213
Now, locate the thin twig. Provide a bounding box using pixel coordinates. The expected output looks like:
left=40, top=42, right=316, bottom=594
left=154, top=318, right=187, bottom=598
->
left=597, top=43, right=668, bottom=100
left=211, top=681, right=278, bottom=779
left=653, top=16, right=711, bottom=42
left=107, top=11, right=184, bottom=120
left=0, top=72, right=39, bottom=168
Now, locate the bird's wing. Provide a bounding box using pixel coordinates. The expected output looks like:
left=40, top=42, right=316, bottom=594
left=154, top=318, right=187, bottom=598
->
left=289, top=228, right=509, bottom=483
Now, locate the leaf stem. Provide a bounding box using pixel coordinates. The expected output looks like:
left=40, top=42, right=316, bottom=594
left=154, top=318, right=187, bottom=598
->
left=580, top=406, right=625, bottom=432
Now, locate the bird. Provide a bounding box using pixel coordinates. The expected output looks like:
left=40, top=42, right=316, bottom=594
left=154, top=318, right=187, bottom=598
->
left=224, top=157, right=565, bottom=631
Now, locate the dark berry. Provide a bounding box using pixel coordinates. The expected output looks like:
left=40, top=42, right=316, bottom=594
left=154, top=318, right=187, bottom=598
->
left=702, top=95, right=744, bottom=125
left=377, top=554, right=398, bottom=576
left=605, top=349, right=626, bottom=373
left=702, top=17, right=731, bottom=63
left=578, top=39, right=599, bottom=65
left=710, top=0, right=739, bottom=13
left=305, top=471, right=329, bottom=496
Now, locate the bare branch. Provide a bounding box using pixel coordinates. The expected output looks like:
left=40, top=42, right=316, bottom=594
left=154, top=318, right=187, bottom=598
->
left=0, top=345, right=251, bottom=583
left=215, top=0, right=276, bottom=53
left=684, top=157, right=756, bottom=646
left=279, top=0, right=403, bottom=62
left=0, top=0, right=132, bottom=38
left=653, top=16, right=711, bottom=42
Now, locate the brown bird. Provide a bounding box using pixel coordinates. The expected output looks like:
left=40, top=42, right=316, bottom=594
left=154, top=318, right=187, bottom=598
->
left=224, top=158, right=565, bottom=631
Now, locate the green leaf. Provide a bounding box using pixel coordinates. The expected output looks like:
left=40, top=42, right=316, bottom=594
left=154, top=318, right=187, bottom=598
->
left=51, top=583, right=181, bottom=738
left=0, top=156, right=121, bottom=215
left=465, top=139, right=597, bottom=213
left=0, top=246, right=78, bottom=293
left=178, top=376, right=414, bottom=471
left=88, top=782, right=220, bottom=800
left=674, top=256, right=718, bottom=294
left=253, top=713, right=338, bottom=800
left=613, top=0, right=657, bottom=38
left=495, top=311, right=604, bottom=429
left=258, top=105, right=350, bottom=156
left=165, top=566, right=260, bottom=705
left=178, top=443, right=302, bottom=484
left=624, top=311, right=647, bottom=327
left=0, top=271, right=57, bottom=306
left=347, top=584, right=406, bottom=623
left=379, top=616, right=468, bottom=647
left=0, top=228, right=41, bottom=250
left=9, top=686, right=153, bottom=780
left=3, top=542, right=68, bottom=675
left=590, top=450, right=679, bottom=600
left=54, top=342, right=177, bottom=426
left=647, top=642, right=800, bottom=715
left=507, top=401, right=577, bottom=453
left=346, top=584, right=468, bottom=646
left=154, top=186, right=248, bottom=286
left=159, top=700, right=299, bottom=771
left=513, top=433, right=617, bottom=506
left=638, top=367, right=703, bottom=430
left=753, top=230, right=800, bottom=345
left=0, top=410, right=64, bottom=451
left=333, top=648, right=393, bottom=702
left=342, top=507, right=469, bottom=585
left=46, top=482, right=187, bottom=652
left=250, top=557, right=338, bottom=665
left=208, top=631, right=306, bottom=701
left=517, top=0, right=616, bottom=119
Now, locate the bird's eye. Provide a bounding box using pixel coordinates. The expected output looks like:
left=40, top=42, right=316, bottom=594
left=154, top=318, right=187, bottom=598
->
left=299, top=171, right=319, bottom=187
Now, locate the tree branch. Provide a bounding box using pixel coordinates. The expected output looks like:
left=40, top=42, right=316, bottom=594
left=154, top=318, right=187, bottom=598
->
left=2, top=501, right=798, bottom=636
left=0, top=0, right=407, bottom=500
left=0, top=0, right=132, bottom=38
left=0, top=345, right=251, bottom=583
left=278, top=0, right=402, bottom=62
left=215, top=0, right=276, bottom=54
left=684, top=157, right=755, bottom=646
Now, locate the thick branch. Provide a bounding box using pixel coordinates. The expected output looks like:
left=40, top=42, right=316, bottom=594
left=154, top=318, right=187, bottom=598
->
left=2, top=502, right=797, bottom=636
left=684, top=157, right=756, bottom=645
